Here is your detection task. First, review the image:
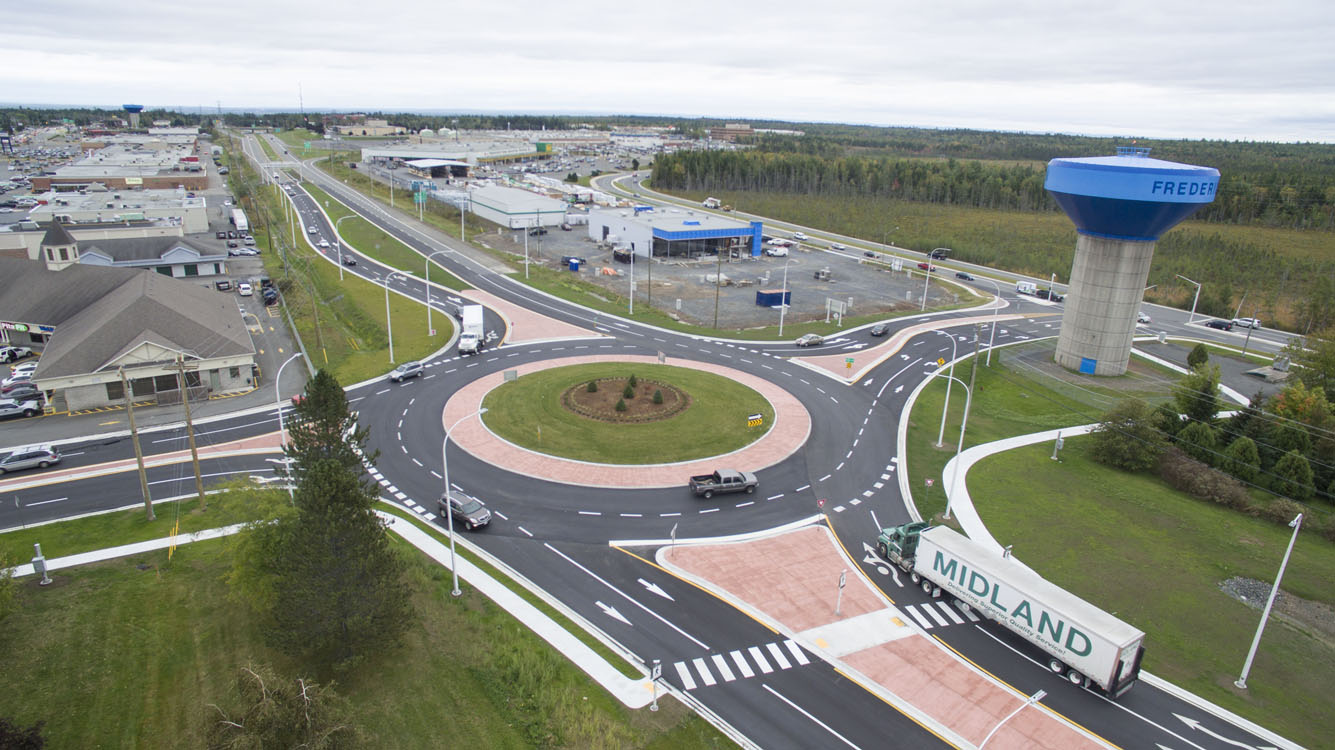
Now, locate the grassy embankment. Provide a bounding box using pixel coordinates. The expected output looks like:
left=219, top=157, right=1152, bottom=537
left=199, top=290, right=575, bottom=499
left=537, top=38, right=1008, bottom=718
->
left=481, top=363, right=775, bottom=464
left=661, top=188, right=1335, bottom=331
left=0, top=532, right=725, bottom=748
left=903, top=342, right=1335, bottom=747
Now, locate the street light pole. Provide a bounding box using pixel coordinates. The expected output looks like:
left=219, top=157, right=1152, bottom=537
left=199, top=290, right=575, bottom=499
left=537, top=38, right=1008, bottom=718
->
left=1176, top=274, right=1202, bottom=324
left=945, top=327, right=984, bottom=520
left=334, top=215, right=356, bottom=281
left=982, top=277, right=1002, bottom=367
left=777, top=257, right=792, bottom=336
left=383, top=271, right=406, bottom=363
left=442, top=407, right=488, bottom=597
left=920, top=264, right=932, bottom=312
left=1235, top=513, right=1303, bottom=689
left=935, top=331, right=960, bottom=447
left=425, top=249, right=451, bottom=336
left=979, top=690, right=1047, bottom=749
left=275, top=352, right=303, bottom=504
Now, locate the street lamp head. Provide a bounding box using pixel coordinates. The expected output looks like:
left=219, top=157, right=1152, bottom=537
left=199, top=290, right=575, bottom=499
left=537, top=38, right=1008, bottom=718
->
left=477, top=407, right=488, bottom=416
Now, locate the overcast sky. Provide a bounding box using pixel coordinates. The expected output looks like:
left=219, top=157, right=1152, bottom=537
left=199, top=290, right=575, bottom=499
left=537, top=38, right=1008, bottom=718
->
left=4, top=0, right=1332, bottom=143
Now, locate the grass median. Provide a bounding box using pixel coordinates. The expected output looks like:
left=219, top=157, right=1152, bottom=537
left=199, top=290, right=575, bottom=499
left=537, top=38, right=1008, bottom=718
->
left=0, top=535, right=724, bottom=748
left=903, top=342, right=1335, bottom=747
left=481, top=363, right=775, bottom=464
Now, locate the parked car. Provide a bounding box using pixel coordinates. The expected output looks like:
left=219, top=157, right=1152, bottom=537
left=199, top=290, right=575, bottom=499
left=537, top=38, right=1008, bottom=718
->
left=0, top=346, right=33, bottom=362
left=795, top=333, right=825, bottom=347
left=1, top=384, right=43, bottom=402
left=0, top=398, right=42, bottom=420
left=0, top=444, right=60, bottom=473
left=1137, top=311, right=1151, bottom=324
left=243, top=236, right=255, bottom=246
left=10, top=361, right=38, bottom=376
left=215, top=280, right=232, bottom=291
left=2, top=372, right=33, bottom=388
left=955, top=271, right=974, bottom=280
left=387, top=361, right=423, bottom=382
left=238, top=248, right=259, bottom=256
left=437, top=491, right=492, bottom=530
left=1204, top=319, right=1234, bottom=331
left=870, top=323, right=889, bottom=337
left=215, top=230, right=227, bottom=239
left=528, top=227, right=548, bottom=236
left=237, top=282, right=253, bottom=296
left=1232, top=317, right=1262, bottom=330
left=227, top=230, right=238, bottom=239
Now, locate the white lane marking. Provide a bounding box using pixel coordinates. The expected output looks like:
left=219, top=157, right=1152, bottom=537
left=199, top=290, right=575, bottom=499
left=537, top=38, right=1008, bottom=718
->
left=579, top=510, right=601, bottom=516
left=834, top=505, right=846, bottom=513
left=784, top=639, right=811, bottom=665
left=748, top=646, right=774, bottom=674
left=25, top=497, right=67, bottom=507
left=730, top=650, right=756, bottom=678
left=675, top=662, right=697, bottom=690
left=411, top=458, right=423, bottom=467
left=735, top=501, right=754, bottom=508
left=922, top=603, right=951, bottom=627
left=699, top=508, right=719, bottom=514
left=903, top=606, right=935, bottom=629
left=692, top=657, right=718, bottom=686
left=711, top=653, right=737, bottom=682
left=766, top=642, right=793, bottom=670
left=937, top=601, right=966, bottom=625
left=395, top=492, right=409, bottom=501
left=766, top=494, right=784, bottom=501
left=494, top=511, right=509, bottom=520
left=862, top=490, right=874, bottom=497
left=836, top=462, right=845, bottom=470
left=518, top=526, right=534, bottom=537
left=818, top=474, right=831, bottom=482
left=956, top=602, right=980, bottom=622
left=620, top=512, right=643, bottom=518
left=873, top=482, right=884, bottom=489
left=795, top=484, right=810, bottom=492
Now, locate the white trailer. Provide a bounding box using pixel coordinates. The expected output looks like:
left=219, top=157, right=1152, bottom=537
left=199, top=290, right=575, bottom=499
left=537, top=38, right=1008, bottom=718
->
left=458, top=304, right=485, bottom=355
left=1016, top=280, right=1037, bottom=295
left=231, top=208, right=249, bottom=233
left=879, top=523, right=1145, bottom=698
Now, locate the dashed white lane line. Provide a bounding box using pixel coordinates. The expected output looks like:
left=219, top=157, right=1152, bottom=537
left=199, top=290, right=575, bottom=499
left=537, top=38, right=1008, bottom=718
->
left=579, top=510, right=601, bottom=516
left=660, top=512, right=681, bottom=517
left=411, top=458, right=423, bottom=467
left=699, top=508, right=719, bottom=514
left=795, top=484, right=810, bottom=492
left=735, top=501, right=754, bottom=508
left=518, top=526, right=534, bottom=537
left=621, top=512, right=643, bottom=518
left=836, top=462, right=845, bottom=471
left=494, top=511, right=508, bottom=520
left=375, top=388, right=390, bottom=395
left=766, top=494, right=784, bottom=501
left=818, top=474, right=831, bottom=482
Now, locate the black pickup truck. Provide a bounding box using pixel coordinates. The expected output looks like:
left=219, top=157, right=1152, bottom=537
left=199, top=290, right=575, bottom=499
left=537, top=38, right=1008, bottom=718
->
left=688, top=470, right=759, bottom=499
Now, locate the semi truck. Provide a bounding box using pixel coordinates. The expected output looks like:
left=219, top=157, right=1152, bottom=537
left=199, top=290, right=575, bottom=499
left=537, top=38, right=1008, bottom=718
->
left=458, top=304, right=485, bottom=355
left=876, top=522, right=1145, bottom=698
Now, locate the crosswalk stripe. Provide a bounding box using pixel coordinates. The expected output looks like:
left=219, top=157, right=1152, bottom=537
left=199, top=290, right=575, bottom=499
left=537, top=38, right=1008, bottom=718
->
left=903, top=605, right=935, bottom=629
left=784, top=639, right=810, bottom=665
left=711, top=654, right=737, bottom=682
left=922, top=603, right=951, bottom=627
left=730, top=650, right=755, bottom=678
left=675, top=662, right=697, bottom=690
left=748, top=646, right=774, bottom=673
left=937, top=601, right=966, bottom=624
left=692, top=657, right=717, bottom=686
left=766, top=642, right=793, bottom=670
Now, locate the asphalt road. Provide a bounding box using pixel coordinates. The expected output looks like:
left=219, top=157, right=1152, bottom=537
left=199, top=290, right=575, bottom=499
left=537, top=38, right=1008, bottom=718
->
left=0, top=131, right=1297, bottom=750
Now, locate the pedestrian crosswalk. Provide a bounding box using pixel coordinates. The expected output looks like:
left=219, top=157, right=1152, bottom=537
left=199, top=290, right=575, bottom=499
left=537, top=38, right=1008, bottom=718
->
left=901, top=600, right=980, bottom=630
left=672, top=639, right=812, bottom=690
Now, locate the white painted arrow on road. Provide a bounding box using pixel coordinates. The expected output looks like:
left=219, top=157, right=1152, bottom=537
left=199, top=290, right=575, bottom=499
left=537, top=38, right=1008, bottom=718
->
left=638, top=578, right=675, bottom=601
left=861, top=542, right=893, bottom=579
left=1174, top=714, right=1263, bottom=749
left=596, top=601, right=631, bottom=625
left=894, top=385, right=904, bottom=394
left=862, top=379, right=874, bottom=387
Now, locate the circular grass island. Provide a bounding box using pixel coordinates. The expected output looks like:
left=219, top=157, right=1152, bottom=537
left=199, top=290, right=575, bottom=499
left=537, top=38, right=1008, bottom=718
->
left=479, top=362, right=776, bottom=464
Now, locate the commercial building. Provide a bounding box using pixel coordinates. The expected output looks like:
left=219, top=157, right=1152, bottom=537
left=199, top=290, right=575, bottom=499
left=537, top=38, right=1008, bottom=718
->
left=26, top=187, right=209, bottom=234
left=586, top=207, right=762, bottom=259
left=469, top=185, right=567, bottom=229
left=326, top=115, right=406, bottom=137
left=708, top=123, right=754, bottom=142
left=30, top=134, right=208, bottom=191
left=0, top=225, right=256, bottom=411
left=361, top=139, right=543, bottom=167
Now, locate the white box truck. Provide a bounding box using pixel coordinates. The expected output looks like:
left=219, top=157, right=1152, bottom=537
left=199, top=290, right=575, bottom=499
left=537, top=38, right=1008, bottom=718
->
left=458, top=304, right=485, bottom=355
left=877, top=522, right=1145, bottom=698
left=1016, top=280, right=1037, bottom=295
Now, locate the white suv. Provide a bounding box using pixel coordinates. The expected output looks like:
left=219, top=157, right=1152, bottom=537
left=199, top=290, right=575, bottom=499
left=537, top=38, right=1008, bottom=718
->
left=1232, top=317, right=1262, bottom=330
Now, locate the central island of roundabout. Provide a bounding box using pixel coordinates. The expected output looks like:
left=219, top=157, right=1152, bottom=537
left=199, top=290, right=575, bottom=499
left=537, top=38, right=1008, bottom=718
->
left=440, top=355, right=812, bottom=488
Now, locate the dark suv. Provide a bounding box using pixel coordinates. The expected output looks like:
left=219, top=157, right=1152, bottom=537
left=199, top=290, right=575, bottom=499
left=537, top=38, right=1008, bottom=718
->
left=1204, top=319, right=1234, bottom=331
left=437, top=491, right=492, bottom=530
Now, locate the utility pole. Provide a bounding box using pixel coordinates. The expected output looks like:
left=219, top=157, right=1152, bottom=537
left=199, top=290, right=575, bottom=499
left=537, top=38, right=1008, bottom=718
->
left=120, top=368, right=154, bottom=521
left=176, top=357, right=207, bottom=511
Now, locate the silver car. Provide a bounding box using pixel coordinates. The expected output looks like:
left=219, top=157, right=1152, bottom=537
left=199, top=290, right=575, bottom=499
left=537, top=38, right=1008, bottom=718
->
left=437, top=491, right=492, bottom=530
left=0, top=398, right=41, bottom=420
left=0, top=444, right=60, bottom=473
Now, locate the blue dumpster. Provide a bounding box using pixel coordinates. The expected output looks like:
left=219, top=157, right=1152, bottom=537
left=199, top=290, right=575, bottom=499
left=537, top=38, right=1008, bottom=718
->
left=569, top=259, right=581, bottom=272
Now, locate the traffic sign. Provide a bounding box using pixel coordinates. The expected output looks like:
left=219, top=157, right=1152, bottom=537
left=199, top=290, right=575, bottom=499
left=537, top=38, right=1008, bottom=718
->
left=937, top=357, right=945, bottom=366
left=925, top=478, right=934, bottom=487
left=747, top=413, right=764, bottom=427
left=817, top=498, right=827, bottom=509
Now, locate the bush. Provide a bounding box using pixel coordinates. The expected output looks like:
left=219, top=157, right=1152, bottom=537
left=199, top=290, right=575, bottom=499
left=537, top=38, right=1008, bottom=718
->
left=615, top=398, right=627, bottom=412
left=653, top=389, right=663, bottom=404
left=1273, top=449, right=1316, bottom=500
left=622, top=383, right=635, bottom=399
left=1176, top=421, right=1218, bottom=465
left=1157, top=448, right=1252, bottom=510
left=1223, top=436, right=1261, bottom=483
left=628, top=374, right=638, bottom=389
left=586, top=380, right=597, bottom=393
left=1259, top=497, right=1307, bottom=525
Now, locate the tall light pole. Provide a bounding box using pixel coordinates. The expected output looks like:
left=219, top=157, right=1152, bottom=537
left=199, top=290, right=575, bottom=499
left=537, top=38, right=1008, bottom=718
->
left=629, top=245, right=635, bottom=315
left=383, top=271, right=407, bottom=363
left=274, top=352, right=303, bottom=503
left=777, top=257, right=792, bottom=336
left=980, top=277, right=1002, bottom=367
left=945, top=327, right=983, bottom=520
left=334, top=215, right=357, bottom=280
left=1176, top=274, right=1202, bottom=324
left=979, top=690, right=1046, bottom=749
left=425, top=249, right=451, bottom=336
left=442, top=407, right=488, bottom=597
left=935, top=330, right=960, bottom=447
left=1235, top=513, right=1303, bottom=689
left=920, top=263, right=933, bottom=312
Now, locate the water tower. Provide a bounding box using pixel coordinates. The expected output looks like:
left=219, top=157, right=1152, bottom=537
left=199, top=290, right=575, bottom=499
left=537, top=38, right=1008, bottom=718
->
left=1045, top=147, right=1219, bottom=376
left=122, top=104, right=144, bottom=129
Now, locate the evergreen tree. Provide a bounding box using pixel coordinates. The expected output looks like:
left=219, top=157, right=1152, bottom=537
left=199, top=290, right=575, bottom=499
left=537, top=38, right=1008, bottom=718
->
left=1173, top=364, right=1222, bottom=426
left=285, top=369, right=376, bottom=484
left=1223, top=437, right=1261, bottom=484
left=1273, top=449, right=1316, bottom=501
left=1187, top=343, right=1209, bottom=370
left=1177, top=421, right=1218, bottom=465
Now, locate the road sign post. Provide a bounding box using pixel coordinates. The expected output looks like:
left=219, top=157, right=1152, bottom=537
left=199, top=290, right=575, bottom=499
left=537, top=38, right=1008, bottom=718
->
left=835, top=568, right=847, bottom=616
left=817, top=498, right=827, bottom=513
left=650, top=659, right=661, bottom=712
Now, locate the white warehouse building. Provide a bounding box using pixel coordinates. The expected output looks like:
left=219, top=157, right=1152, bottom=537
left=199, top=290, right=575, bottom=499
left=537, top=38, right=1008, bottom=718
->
left=469, top=185, right=567, bottom=229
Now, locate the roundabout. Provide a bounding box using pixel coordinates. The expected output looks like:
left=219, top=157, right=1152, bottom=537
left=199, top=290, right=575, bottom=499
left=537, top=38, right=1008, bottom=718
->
left=441, top=355, right=812, bottom=488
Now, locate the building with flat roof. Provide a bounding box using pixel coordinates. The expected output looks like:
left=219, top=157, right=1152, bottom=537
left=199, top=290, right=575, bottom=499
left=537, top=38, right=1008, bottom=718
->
left=26, top=187, right=208, bottom=233
left=30, top=134, right=207, bottom=191
left=587, top=206, right=762, bottom=259
left=708, top=123, right=754, bottom=142
left=362, top=139, right=541, bottom=166
left=469, top=185, right=568, bottom=229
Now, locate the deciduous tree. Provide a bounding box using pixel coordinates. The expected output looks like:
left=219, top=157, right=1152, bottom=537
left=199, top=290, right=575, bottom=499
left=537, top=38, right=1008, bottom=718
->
left=205, top=663, right=363, bottom=749
left=1090, top=399, right=1167, bottom=472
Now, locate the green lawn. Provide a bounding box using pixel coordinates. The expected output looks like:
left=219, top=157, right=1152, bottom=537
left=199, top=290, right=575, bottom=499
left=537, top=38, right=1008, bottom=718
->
left=0, top=538, right=725, bottom=748
left=902, top=344, right=1335, bottom=747
left=481, top=363, right=774, bottom=464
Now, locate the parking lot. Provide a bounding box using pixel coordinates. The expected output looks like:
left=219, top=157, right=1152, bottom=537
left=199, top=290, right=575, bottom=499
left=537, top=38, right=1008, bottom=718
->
left=485, top=228, right=967, bottom=330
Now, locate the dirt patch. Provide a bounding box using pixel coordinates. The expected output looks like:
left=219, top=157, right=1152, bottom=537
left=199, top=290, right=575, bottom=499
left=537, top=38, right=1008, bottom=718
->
left=562, top=378, right=691, bottom=423
left=1220, top=576, right=1335, bottom=648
